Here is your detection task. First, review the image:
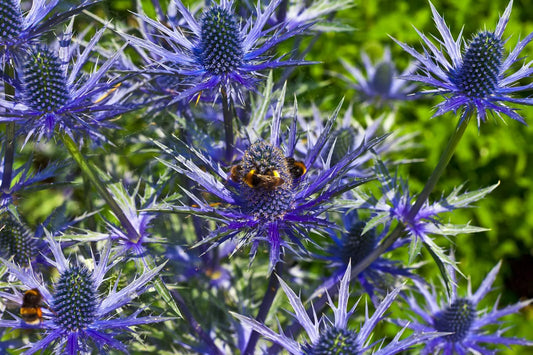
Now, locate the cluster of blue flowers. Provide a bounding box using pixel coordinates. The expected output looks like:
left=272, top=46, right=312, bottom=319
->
left=0, top=0, right=531, bottom=353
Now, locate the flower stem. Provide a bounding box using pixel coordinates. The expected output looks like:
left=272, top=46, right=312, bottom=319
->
left=222, top=93, right=234, bottom=162
left=347, top=111, right=472, bottom=282
left=244, top=262, right=283, bottom=355
left=1, top=63, right=16, bottom=195
left=60, top=133, right=141, bottom=241
left=1, top=123, right=15, bottom=194
left=170, top=289, right=223, bottom=355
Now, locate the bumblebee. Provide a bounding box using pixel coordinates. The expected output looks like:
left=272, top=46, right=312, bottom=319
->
left=229, top=157, right=306, bottom=190
left=20, top=288, right=44, bottom=324
left=244, top=169, right=284, bottom=190
left=285, top=157, right=307, bottom=179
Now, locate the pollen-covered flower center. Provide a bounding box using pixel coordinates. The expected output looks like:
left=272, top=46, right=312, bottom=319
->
left=0, top=0, right=22, bottom=42
left=339, top=222, right=377, bottom=265
left=303, top=327, right=360, bottom=355
left=452, top=31, right=503, bottom=98
left=197, top=6, right=243, bottom=75
left=22, top=47, right=70, bottom=112
left=433, top=298, right=475, bottom=342
left=52, top=266, right=97, bottom=331
left=238, top=141, right=295, bottom=220
left=0, top=212, right=33, bottom=265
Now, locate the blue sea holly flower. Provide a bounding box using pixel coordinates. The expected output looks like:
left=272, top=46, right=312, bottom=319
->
left=317, top=210, right=415, bottom=303
left=232, top=263, right=441, bottom=354
left=0, top=22, right=131, bottom=141
left=394, top=1, right=533, bottom=126
left=0, top=233, right=168, bottom=354
left=0, top=208, right=34, bottom=266
left=360, top=163, right=498, bottom=270
left=124, top=0, right=311, bottom=103
left=157, top=99, right=382, bottom=271
left=0, top=0, right=96, bottom=66
left=403, top=262, right=533, bottom=354
left=341, top=48, right=417, bottom=108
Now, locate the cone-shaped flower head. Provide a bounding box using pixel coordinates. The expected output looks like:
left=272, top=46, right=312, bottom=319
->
left=125, top=0, right=311, bottom=104
left=403, top=262, right=533, bottom=353
left=0, top=0, right=96, bottom=66
left=0, top=210, right=34, bottom=265
left=0, top=22, right=132, bottom=142
left=394, top=1, right=533, bottom=126
left=341, top=48, right=417, bottom=107
left=0, top=233, right=168, bottom=354
left=158, top=96, right=382, bottom=272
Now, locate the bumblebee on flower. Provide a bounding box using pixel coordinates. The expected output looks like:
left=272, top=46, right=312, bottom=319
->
left=158, top=96, right=383, bottom=271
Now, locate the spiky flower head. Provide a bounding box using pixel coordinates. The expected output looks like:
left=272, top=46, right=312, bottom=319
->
left=403, top=262, right=533, bottom=353
left=0, top=233, right=168, bottom=354
left=232, top=263, right=441, bottom=354
left=0, top=23, right=131, bottom=142
left=319, top=210, right=413, bottom=302
left=0, top=0, right=96, bottom=66
left=360, top=163, right=498, bottom=277
left=158, top=96, right=383, bottom=272
left=341, top=48, right=417, bottom=108
left=0, top=209, right=34, bottom=265
left=124, top=0, right=311, bottom=104
left=394, top=1, right=533, bottom=126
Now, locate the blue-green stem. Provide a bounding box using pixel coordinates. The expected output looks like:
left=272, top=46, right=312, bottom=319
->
left=170, top=289, right=222, bottom=355
left=1, top=63, right=16, bottom=194
left=222, top=92, right=234, bottom=162
left=60, top=133, right=141, bottom=242
left=244, top=262, right=283, bottom=355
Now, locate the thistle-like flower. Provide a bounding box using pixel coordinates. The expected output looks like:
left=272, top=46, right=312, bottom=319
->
left=232, top=263, right=440, bottom=354
left=0, top=233, right=168, bottom=354
left=0, top=209, right=34, bottom=266
left=394, top=1, right=533, bottom=126
left=403, top=262, right=533, bottom=353
left=158, top=99, right=381, bottom=271
left=361, top=164, right=497, bottom=269
left=318, top=210, right=414, bottom=303
left=341, top=48, right=417, bottom=107
left=296, top=106, right=416, bottom=178
left=0, top=22, right=131, bottom=141
left=0, top=0, right=95, bottom=66
left=124, top=0, right=310, bottom=103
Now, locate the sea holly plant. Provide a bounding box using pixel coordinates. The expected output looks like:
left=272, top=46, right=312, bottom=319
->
left=0, top=0, right=531, bottom=354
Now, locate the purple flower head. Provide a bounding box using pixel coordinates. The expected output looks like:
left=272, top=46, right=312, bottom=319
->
left=157, top=97, right=383, bottom=272
left=124, top=0, right=311, bottom=104
left=0, top=147, right=62, bottom=207
left=0, top=232, right=168, bottom=354
left=296, top=105, right=417, bottom=178
left=0, top=21, right=132, bottom=142
left=60, top=181, right=161, bottom=262
left=341, top=47, right=418, bottom=108
left=394, top=1, right=533, bottom=126
left=403, top=262, right=533, bottom=353
left=318, top=210, right=415, bottom=303
left=232, top=263, right=441, bottom=354
left=363, top=163, right=498, bottom=271
left=0, top=0, right=96, bottom=67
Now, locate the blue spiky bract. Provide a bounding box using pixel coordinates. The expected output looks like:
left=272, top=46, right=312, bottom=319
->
left=0, top=233, right=168, bottom=354
left=404, top=262, right=533, bottom=353
left=125, top=0, right=311, bottom=105
left=394, top=1, right=533, bottom=126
